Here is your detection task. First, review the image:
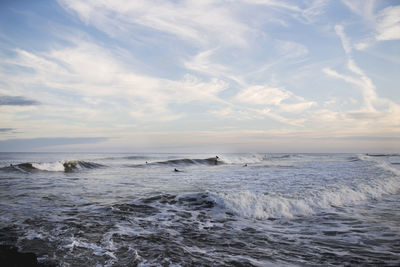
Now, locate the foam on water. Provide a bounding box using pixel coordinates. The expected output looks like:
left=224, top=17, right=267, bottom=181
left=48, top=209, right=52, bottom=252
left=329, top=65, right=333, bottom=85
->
left=31, top=162, right=66, bottom=172
left=1, top=160, right=105, bottom=172
left=215, top=154, right=400, bottom=220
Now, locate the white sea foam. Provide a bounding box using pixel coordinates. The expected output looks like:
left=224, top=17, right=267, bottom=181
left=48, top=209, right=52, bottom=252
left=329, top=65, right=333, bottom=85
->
left=65, top=236, right=117, bottom=260
left=215, top=162, right=400, bottom=220
left=214, top=191, right=314, bottom=219
left=29, top=160, right=101, bottom=172
left=31, top=162, right=66, bottom=172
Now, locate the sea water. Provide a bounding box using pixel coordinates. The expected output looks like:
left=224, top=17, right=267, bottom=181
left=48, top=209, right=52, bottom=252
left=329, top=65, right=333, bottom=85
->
left=0, top=153, right=399, bottom=266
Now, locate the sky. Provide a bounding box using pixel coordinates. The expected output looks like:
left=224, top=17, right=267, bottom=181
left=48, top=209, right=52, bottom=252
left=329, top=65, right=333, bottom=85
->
left=0, top=0, right=399, bottom=153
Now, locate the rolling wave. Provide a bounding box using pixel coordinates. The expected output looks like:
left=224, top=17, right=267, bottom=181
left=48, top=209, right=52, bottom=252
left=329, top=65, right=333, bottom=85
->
left=156, top=157, right=223, bottom=166
left=129, top=157, right=224, bottom=167
left=215, top=177, right=399, bottom=220
left=214, top=158, right=400, bottom=220
left=1, top=160, right=104, bottom=173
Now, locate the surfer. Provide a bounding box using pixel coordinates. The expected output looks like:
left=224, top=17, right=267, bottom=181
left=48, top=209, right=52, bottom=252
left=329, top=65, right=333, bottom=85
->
left=243, top=164, right=247, bottom=167
left=215, top=156, right=219, bottom=165
left=174, top=168, right=180, bottom=172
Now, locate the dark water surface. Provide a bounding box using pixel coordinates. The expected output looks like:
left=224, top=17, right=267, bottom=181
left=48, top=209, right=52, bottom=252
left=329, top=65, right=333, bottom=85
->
left=0, top=153, right=399, bottom=266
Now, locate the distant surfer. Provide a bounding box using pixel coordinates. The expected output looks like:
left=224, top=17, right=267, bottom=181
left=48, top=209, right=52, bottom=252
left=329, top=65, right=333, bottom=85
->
left=145, top=161, right=148, bottom=164
left=243, top=164, right=247, bottom=167
left=174, top=168, right=180, bottom=172
left=215, top=156, right=219, bottom=165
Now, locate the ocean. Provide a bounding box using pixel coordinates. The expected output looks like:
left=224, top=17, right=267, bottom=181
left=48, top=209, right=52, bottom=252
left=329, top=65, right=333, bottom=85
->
left=0, top=152, right=399, bottom=266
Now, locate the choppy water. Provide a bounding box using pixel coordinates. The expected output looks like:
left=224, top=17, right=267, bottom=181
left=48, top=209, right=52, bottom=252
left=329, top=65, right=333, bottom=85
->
left=0, top=153, right=399, bottom=266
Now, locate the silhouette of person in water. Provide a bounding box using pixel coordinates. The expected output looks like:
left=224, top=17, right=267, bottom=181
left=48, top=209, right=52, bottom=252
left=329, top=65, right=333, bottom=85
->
left=215, top=156, right=219, bottom=165
left=174, top=168, right=180, bottom=172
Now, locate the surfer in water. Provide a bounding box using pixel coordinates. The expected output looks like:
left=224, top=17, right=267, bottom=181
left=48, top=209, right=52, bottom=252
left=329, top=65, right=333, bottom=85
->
left=174, top=168, right=181, bottom=172
left=215, top=156, right=219, bottom=165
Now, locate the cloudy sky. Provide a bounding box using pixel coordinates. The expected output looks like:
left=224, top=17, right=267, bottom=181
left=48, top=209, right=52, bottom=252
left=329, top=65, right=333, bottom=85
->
left=0, top=0, right=399, bottom=152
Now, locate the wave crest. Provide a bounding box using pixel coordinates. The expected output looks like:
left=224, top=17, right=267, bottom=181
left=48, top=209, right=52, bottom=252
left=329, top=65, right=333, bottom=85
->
left=4, top=160, right=104, bottom=173
left=129, top=157, right=224, bottom=167
left=214, top=161, right=400, bottom=220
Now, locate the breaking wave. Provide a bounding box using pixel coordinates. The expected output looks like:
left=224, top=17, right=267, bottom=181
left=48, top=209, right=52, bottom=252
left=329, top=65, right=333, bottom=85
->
left=214, top=157, right=400, bottom=220
left=1, top=160, right=104, bottom=173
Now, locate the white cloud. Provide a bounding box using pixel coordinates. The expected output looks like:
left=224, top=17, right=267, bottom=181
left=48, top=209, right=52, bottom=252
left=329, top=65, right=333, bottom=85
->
left=317, top=21, right=400, bottom=136
left=1, top=41, right=230, bottom=124
left=58, top=0, right=332, bottom=50
left=341, top=1, right=400, bottom=47
left=279, top=102, right=315, bottom=114
left=334, top=25, right=352, bottom=54
left=323, top=47, right=400, bottom=129
left=184, top=48, right=229, bottom=76
left=235, top=85, right=291, bottom=106
left=59, top=0, right=250, bottom=47
left=376, top=5, right=400, bottom=41
left=232, top=85, right=316, bottom=124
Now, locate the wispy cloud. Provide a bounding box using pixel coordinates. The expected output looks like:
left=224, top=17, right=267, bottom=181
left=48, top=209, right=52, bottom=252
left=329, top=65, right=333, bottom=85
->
left=376, top=5, right=400, bottom=41
left=341, top=0, right=375, bottom=22
left=334, top=25, right=352, bottom=54
left=323, top=23, right=400, bottom=129
left=235, top=85, right=291, bottom=106
left=59, top=0, right=250, bottom=47
left=2, top=40, right=230, bottom=124
left=341, top=1, right=400, bottom=49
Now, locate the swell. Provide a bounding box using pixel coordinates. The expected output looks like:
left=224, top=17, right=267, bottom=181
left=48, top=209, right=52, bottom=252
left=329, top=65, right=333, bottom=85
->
left=366, top=153, right=399, bottom=157
left=102, top=155, right=149, bottom=160
left=129, top=157, right=224, bottom=167
left=0, top=160, right=104, bottom=173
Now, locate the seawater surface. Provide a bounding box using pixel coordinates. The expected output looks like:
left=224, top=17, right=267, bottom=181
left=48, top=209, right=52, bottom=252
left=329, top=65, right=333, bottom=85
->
left=0, top=153, right=399, bottom=266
